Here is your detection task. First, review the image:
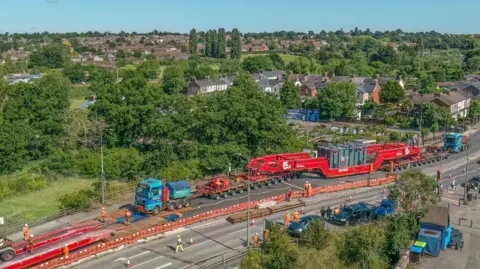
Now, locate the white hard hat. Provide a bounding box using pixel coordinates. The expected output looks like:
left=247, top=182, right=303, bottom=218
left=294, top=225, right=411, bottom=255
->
left=64, top=244, right=68, bottom=247
left=30, top=234, right=34, bottom=237
left=177, top=235, right=180, bottom=238
left=255, top=233, right=258, bottom=235
left=102, top=207, right=105, bottom=210
left=25, top=224, right=28, bottom=227
left=306, top=181, right=309, bottom=183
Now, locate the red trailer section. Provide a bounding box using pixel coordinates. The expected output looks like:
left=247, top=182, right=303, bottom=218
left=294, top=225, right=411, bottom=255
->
left=247, top=143, right=426, bottom=178
left=0, top=229, right=113, bottom=269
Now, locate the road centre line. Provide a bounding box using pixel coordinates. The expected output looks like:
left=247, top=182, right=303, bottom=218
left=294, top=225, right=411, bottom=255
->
left=130, top=256, right=163, bottom=268
left=283, top=182, right=304, bottom=190
left=155, top=263, right=172, bottom=269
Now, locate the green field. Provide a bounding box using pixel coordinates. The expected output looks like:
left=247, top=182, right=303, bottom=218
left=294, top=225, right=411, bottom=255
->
left=240, top=53, right=299, bottom=64
left=70, top=99, right=85, bottom=109
left=0, top=178, right=92, bottom=223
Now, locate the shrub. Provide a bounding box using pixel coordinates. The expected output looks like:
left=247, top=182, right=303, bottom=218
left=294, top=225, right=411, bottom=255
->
left=58, top=189, right=94, bottom=210
left=0, top=172, right=48, bottom=201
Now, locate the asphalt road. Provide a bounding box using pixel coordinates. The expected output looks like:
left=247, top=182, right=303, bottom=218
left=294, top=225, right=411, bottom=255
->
left=72, top=151, right=480, bottom=269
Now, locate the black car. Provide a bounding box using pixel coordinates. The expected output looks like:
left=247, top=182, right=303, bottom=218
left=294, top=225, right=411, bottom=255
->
left=287, top=215, right=323, bottom=236
left=461, top=177, right=480, bottom=189
left=331, top=203, right=373, bottom=226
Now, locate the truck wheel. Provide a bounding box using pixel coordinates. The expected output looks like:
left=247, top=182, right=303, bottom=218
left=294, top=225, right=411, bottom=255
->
left=167, top=203, right=176, bottom=211
left=1, top=249, right=14, bottom=262
left=152, top=206, right=161, bottom=216
left=183, top=198, right=191, bottom=207
left=176, top=202, right=183, bottom=210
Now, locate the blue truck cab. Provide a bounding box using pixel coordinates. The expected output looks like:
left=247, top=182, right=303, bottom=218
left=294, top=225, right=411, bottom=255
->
left=134, top=178, right=192, bottom=215
left=443, top=132, right=467, bottom=153
left=373, top=199, right=397, bottom=219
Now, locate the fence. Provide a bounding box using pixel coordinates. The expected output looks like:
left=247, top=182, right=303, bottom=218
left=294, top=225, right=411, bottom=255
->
left=197, top=250, right=248, bottom=269
left=0, top=186, right=135, bottom=237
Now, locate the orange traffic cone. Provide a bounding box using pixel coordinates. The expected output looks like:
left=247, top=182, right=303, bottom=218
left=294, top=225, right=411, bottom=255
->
left=190, top=238, right=194, bottom=246
left=250, top=218, right=255, bottom=227
left=300, top=206, right=305, bottom=214
left=126, top=259, right=131, bottom=268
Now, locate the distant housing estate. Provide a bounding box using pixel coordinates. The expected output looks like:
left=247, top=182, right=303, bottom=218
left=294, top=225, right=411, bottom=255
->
left=3, top=73, right=42, bottom=84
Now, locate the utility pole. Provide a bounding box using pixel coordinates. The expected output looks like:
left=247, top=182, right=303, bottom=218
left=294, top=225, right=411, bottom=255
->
left=100, top=129, right=106, bottom=205
left=463, top=143, right=470, bottom=204
left=419, top=106, right=423, bottom=142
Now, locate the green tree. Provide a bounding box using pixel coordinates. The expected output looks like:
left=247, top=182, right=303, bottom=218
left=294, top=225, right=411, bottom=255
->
left=417, top=73, right=437, bottom=94
left=385, top=213, right=419, bottom=264
left=388, top=169, right=439, bottom=214
left=217, top=28, right=227, bottom=58
left=220, top=59, right=242, bottom=75
left=301, top=220, right=330, bottom=250
left=269, top=53, right=285, bottom=70
left=4, top=55, right=14, bottom=74
left=264, top=224, right=299, bottom=269
left=240, top=250, right=264, bottom=269
left=0, top=122, right=35, bottom=174
left=379, top=80, right=404, bottom=104
left=63, top=63, right=86, bottom=83
left=280, top=79, right=301, bottom=109
left=468, top=100, right=480, bottom=123
left=242, top=56, right=274, bottom=73
left=230, top=28, right=242, bottom=59
left=338, top=224, right=389, bottom=269
left=188, top=28, right=198, bottom=55
left=318, top=82, right=356, bottom=119
left=204, top=30, right=212, bottom=57
left=29, top=43, right=69, bottom=68
left=137, top=60, right=160, bottom=79
left=211, top=30, right=218, bottom=58
left=162, top=65, right=185, bottom=94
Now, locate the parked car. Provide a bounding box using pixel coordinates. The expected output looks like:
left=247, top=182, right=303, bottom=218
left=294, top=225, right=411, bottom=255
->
left=287, top=215, right=323, bottom=236
left=331, top=203, right=373, bottom=226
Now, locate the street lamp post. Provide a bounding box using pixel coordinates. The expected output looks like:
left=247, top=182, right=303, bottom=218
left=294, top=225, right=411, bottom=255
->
left=463, top=143, right=471, bottom=204
left=100, top=129, right=106, bottom=205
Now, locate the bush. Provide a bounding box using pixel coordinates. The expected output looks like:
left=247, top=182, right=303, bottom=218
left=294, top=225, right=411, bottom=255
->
left=389, top=132, right=402, bottom=142
left=73, top=148, right=143, bottom=180
left=58, top=189, right=94, bottom=210
left=41, top=150, right=74, bottom=176
left=384, top=116, right=396, bottom=126
left=0, top=172, right=48, bottom=201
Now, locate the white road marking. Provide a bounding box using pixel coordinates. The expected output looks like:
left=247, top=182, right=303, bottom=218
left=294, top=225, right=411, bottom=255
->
left=113, top=250, right=150, bottom=262
left=130, top=256, right=163, bottom=268
left=228, top=228, right=247, bottom=235
left=283, top=182, right=303, bottom=190
left=155, top=263, right=172, bottom=269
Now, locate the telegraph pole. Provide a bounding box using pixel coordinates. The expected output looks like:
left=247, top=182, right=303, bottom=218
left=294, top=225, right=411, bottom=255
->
left=463, top=143, right=470, bottom=204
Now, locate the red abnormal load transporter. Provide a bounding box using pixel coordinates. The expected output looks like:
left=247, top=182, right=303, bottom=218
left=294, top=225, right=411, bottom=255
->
left=248, top=143, right=428, bottom=178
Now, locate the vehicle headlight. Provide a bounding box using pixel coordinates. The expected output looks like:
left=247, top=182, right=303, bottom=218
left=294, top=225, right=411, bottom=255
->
left=296, top=229, right=302, bottom=233
left=341, top=219, right=346, bottom=221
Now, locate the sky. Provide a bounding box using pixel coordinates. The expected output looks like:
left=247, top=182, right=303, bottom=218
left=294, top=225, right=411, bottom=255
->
left=2, top=0, right=479, bottom=34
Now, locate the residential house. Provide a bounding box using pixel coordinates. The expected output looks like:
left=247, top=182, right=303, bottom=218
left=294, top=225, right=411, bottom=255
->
left=93, top=55, right=104, bottom=62
left=71, top=57, right=81, bottom=63
left=251, top=70, right=285, bottom=82
left=79, top=52, right=92, bottom=62
left=259, top=79, right=283, bottom=94
left=186, top=78, right=230, bottom=96
left=355, top=84, right=373, bottom=107
left=464, top=74, right=480, bottom=82
left=411, top=91, right=470, bottom=119
left=301, top=80, right=326, bottom=97
left=107, top=53, right=116, bottom=62
left=4, top=73, right=43, bottom=84
left=460, top=82, right=480, bottom=100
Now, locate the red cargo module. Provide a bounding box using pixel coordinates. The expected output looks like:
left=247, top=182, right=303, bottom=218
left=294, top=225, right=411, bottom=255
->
left=247, top=143, right=426, bottom=178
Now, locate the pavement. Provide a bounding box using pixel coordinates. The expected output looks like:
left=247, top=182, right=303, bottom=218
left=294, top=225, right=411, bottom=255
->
left=70, top=155, right=480, bottom=269
left=416, top=181, right=480, bottom=269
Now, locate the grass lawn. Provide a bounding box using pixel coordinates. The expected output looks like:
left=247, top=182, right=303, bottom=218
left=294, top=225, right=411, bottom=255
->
left=240, top=53, right=299, bottom=64
left=69, top=84, right=93, bottom=100
left=70, top=99, right=85, bottom=110
left=0, top=178, right=92, bottom=223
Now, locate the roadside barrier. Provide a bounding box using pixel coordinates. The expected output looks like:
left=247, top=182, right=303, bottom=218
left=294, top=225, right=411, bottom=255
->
left=30, top=174, right=398, bottom=269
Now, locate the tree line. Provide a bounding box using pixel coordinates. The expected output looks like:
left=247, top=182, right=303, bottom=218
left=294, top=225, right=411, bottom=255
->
left=189, top=27, right=241, bottom=59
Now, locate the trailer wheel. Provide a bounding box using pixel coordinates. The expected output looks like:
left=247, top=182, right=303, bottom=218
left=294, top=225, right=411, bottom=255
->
left=251, top=185, right=257, bottom=190
left=183, top=198, right=191, bottom=207
left=266, top=181, right=271, bottom=186
left=238, top=189, right=244, bottom=194
left=257, top=183, right=263, bottom=188
left=1, top=249, right=15, bottom=262
left=167, top=202, right=176, bottom=211
left=152, top=206, right=161, bottom=216
left=271, top=179, right=276, bottom=185
left=213, top=193, right=220, bottom=200
left=222, top=192, right=228, bottom=198
left=230, top=190, right=236, bottom=196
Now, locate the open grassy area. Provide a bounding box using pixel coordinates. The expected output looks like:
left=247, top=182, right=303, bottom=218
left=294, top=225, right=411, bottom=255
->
left=70, top=99, right=85, bottom=110
left=240, top=53, right=299, bottom=64
left=0, top=177, right=92, bottom=223
left=69, top=84, right=93, bottom=100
